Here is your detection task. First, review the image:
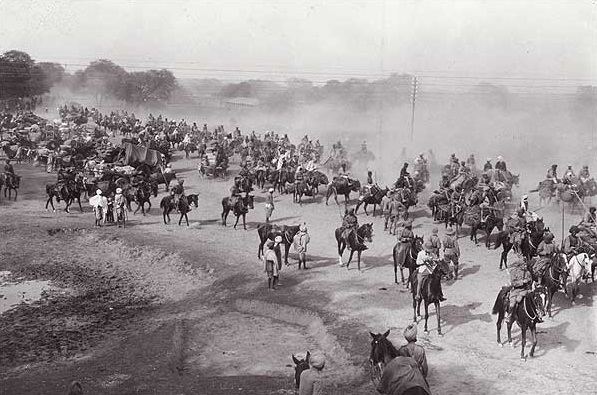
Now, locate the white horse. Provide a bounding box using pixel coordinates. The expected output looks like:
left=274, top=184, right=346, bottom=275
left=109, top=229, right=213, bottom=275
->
left=566, top=252, right=593, bottom=304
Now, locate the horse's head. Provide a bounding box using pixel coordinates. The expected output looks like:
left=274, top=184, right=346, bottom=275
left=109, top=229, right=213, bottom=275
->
left=412, top=236, right=424, bottom=252
left=531, top=285, right=548, bottom=319
left=435, top=258, right=452, bottom=278
left=359, top=223, right=374, bottom=242
left=244, top=194, right=255, bottom=209
left=351, top=180, right=361, bottom=192
left=369, top=329, right=392, bottom=366
left=292, top=351, right=310, bottom=388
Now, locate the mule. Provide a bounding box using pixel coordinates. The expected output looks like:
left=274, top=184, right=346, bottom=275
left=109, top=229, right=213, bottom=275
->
left=334, top=223, right=373, bottom=271
left=257, top=223, right=300, bottom=265
left=221, top=193, right=254, bottom=230
left=492, top=286, right=547, bottom=360
left=409, top=259, right=451, bottom=334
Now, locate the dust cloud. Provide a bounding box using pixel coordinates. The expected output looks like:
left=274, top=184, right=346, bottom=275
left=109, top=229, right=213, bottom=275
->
left=46, top=82, right=596, bottom=191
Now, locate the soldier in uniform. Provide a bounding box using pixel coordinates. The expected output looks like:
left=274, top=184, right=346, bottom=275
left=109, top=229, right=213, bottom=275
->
left=395, top=219, right=414, bottom=269
left=563, top=226, right=581, bottom=257
left=508, top=259, right=541, bottom=322
left=546, top=164, right=558, bottom=181
left=483, top=158, right=493, bottom=172
left=443, top=228, right=460, bottom=280
left=532, top=232, right=556, bottom=286
left=495, top=155, right=507, bottom=172
left=427, top=228, right=441, bottom=257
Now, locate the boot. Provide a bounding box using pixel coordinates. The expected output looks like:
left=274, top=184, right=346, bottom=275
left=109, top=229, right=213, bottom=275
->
left=272, top=276, right=278, bottom=290
left=268, top=278, right=272, bottom=290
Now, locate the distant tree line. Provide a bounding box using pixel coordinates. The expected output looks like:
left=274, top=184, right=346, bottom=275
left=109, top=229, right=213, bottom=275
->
left=0, top=50, right=65, bottom=100
left=0, top=50, right=178, bottom=106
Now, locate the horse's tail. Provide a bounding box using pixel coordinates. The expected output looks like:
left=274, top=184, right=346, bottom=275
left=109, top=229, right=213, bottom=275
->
left=492, top=288, right=508, bottom=315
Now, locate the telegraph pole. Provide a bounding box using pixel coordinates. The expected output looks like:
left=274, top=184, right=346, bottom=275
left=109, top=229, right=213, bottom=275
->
left=410, top=76, right=417, bottom=141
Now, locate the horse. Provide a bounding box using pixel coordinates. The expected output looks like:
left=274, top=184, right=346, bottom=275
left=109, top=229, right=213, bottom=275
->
left=469, top=210, right=504, bottom=248
left=148, top=171, right=177, bottom=191
left=176, top=194, right=194, bottom=226
left=409, top=259, right=451, bottom=334
left=392, top=236, right=423, bottom=286
left=221, top=193, right=254, bottom=230
left=326, top=178, right=361, bottom=206
left=44, top=182, right=83, bottom=213
left=355, top=185, right=388, bottom=216
left=492, top=285, right=547, bottom=360
left=1, top=173, right=20, bottom=201
left=495, top=220, right=548, bottom=269
left=293, top=179, right=315, bottom=204
left=334, top=223, right=373, bottom=271
left=160, top=195, right=176, bottom=224
left=257, top=223, right=300, bottom=264
left=307, top=170, right=328, bottom=194
left=528, top=252, right=567, bottom=317
left=565, top=252, right=593, bottom=304
left=132, top=184, right=152, bottom=215
left=369, top=330, right=431, bottom=395
left=291, top=352, right=310, bottom=389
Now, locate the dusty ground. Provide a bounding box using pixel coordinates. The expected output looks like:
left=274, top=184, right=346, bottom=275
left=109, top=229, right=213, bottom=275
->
left=0, top=151, right=595, bottom=395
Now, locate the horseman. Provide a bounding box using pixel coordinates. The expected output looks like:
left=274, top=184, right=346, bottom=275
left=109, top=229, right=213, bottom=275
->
left=509, top=208, right=528, bottom=254
left=507, top=259, right=538, bottom=322
left=563, top=226, right=581, bottom=256
left=479, top=190, right=492, bottom=223
left=340, top=207, right=359, bottom=241
left=415, top=241, right=446, bottom=302
left=443, top=228, right=460, bottom=280
left=483, top=158, right=492, bottom=172
left=546, top=164, right=559, bottom=182
left=450, top=186, right=463, bottom=217
left=388, top=197, right=406, bottom=235
left=579, top=165, right=591, bottom=183
left=395, top=218, right=414, bottom=266
left=563, top=165, right=576, bottom=185
left=339, top=163, right=351, bottom=179
left=495, top=155, right=507, bottom=172
left=532, top=232, right=556, bottom=286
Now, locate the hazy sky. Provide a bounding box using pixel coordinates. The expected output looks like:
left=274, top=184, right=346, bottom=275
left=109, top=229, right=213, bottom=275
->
left=1, top=0, right=595, bottom=84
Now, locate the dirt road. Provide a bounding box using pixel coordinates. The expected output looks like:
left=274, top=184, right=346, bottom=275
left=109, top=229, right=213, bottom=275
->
left=0, top=152, right=595, bottom=394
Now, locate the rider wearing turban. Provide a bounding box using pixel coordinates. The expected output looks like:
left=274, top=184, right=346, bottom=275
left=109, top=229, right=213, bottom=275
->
left=397, top=323, right=428, bottom=378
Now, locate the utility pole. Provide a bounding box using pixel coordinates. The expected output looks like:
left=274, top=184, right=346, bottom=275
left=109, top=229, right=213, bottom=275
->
left=410, top=76, right=417, bottom=141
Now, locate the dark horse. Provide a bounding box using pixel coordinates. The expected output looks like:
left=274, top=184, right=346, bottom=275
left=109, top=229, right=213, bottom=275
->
left=529, top=252, right=568, bottom=318
left=392, top=236, right=423, bottom=286
left=45, top=182, right=83, bottom=213
left=355, top=185, right=389, bottom=216
left=470, top=211, right=504, bottom=248
left=334, top=223, right=373, bottom=271
left=2, top=173, right=20, bottom=201
left=291, top=351, right=310, bottom=389
left=257, top=223, right=300, bottom=265
left=326, top=178, right=361, bottom=206
left=495, top=219, right=548, bottom=269
left=132, top=183, right=152, bottom=215
left=221, top=193, right=254, bottom=230
left=160, top=194, right=199, bottom=225
left=369, top=330, right=431, bottom=395
left=492, top=285, right=547, bottom=360
left=293, top=179, right=315, bottom=205
left=409, top=259, right=451, bottom=334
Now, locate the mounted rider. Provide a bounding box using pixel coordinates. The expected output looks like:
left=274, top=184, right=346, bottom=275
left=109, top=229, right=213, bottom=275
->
left=495, top=155, right=507, bottom=172
left=479, top=189, right=492, bottom=223
left=563, top=165, right=576, bottom=185
left=483, top=158, right=492, bottom=172
left=395, top=218, right=414, bottom=268
left=506, top=259, right=539, bottom=322
left=427, top=228, right=441, bottom=257
left=450, top=186, right=463, bottom=217
left=340, top=207, right=359, bottom=241
left=546, top=164, right=559, bottom=182
left=415, top=241, right=446, bottom=302
left=579, top=165, right=591, bottom=183
left=466, top=154, right=476, bottom=169
left=443, top=228, right=460, bottom=280
left=388, top=197, right=407, bottom=235
left=509, top=208, right=528, bottom=254
left=563, top=226, right=581, bottom=257
left=531, top=232, right=556, bottom=286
